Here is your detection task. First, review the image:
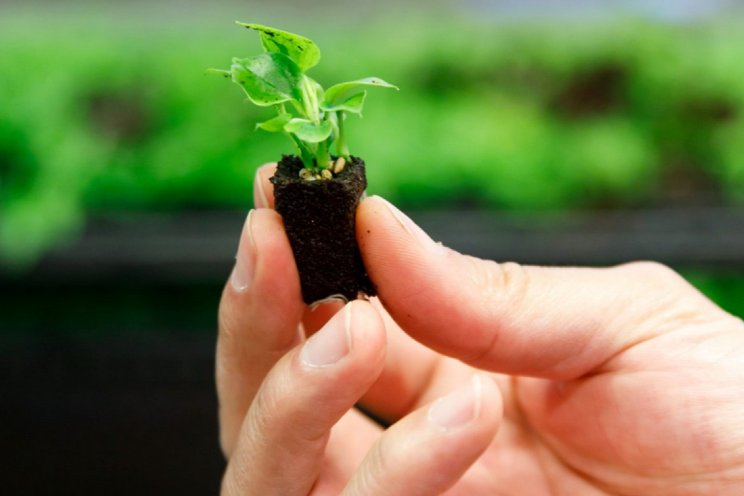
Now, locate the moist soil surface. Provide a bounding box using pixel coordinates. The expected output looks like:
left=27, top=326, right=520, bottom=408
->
left=270, top=155, right=375, bottom=304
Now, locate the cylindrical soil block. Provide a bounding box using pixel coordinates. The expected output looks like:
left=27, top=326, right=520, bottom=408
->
left=270, top=155, right=376, bottom=304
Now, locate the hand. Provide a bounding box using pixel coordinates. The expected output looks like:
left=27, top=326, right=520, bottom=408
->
left=217, top=164, right=744, bottom=495
left=217, top=165, right=501, bottom=495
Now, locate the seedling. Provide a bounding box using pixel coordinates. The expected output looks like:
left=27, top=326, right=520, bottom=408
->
left=210, top=23, right=397, bottom=177
left=211, top=23, right=398, bottom=304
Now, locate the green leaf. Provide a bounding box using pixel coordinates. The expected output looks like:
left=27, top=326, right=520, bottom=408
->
left=230, top=52, right=302, bottom=106
left=320, top=91, right=367, bottom=115
left=321, top=91, right=367, bottom=114
left=237, top=22, right=321, bottom=72
left=321, top=77, right=398, bottom=112
left=284, top=118, right=333, bottom=143
left=205, top=68, right=231, bottom=78
left=255, top=113, right=292, bottom=132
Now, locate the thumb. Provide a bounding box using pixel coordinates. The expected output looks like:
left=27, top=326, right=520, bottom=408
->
left=357, top=196, right=725, bottom=380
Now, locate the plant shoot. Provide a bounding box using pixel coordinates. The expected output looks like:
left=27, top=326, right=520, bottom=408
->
left=209, top=23, right=397, bottom=172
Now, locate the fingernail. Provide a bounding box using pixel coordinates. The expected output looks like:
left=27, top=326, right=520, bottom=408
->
left=253, top=169, right=269, bottom=208
left=428, top=375, right=483, bottom=430
left=300, top=303, right=352, bottom=368
left=374, top=196, right=442, bottom=252
left=230, top=210, right=256, bottom=293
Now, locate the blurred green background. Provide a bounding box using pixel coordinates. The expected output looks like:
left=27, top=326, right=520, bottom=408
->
left=3, top=2, right=744, bottom=310
left=3, top=1, right=744, bottom=492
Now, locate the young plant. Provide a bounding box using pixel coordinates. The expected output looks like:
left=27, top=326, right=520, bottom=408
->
left=209, top=22, right=397, bottom=175
left=211, top=23, right=398, bottom=304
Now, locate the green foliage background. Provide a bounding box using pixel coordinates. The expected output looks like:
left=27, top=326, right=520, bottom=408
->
left=2, top=10, right=744, bottom=315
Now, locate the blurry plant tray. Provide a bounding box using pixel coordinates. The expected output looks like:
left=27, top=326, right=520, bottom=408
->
left=3, top=207, right=744, bottom=286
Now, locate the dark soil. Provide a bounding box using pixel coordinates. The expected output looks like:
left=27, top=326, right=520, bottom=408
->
left=270, top=155, right=375, bottom=304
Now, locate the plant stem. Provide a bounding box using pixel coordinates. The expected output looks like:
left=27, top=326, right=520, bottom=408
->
left=290, top=99, right=305, bottom=117
left=336, top=111, right=350, bottom=158
left=288, top=133, right=314, bottom=169
left=316, top=140, right=331, bottom=170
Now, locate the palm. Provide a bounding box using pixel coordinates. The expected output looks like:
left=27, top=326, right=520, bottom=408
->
left=399, top=321, right=744, bottom=495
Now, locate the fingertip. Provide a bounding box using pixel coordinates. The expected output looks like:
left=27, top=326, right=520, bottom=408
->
left=348, top=298, right=383, bottom=325
left=250, top=208, right=302, bottom=301
left=347, top=299, right=387, bottom=369
left=356, top=196, right=467, bottom=351
left=427, top=374, right=502, bottom=435
left=356, top=195, right=396, bottom=244
left=221, top=208, right=303, bottom=345
left=357, top=195, right=412, bottom=249
left=302, top=299, right=345, bottom=335
left=228, top=210, right=257, bottom=295
left=249, top=207, right=285, bottom=253
left=356, top=194, right=384, bottom=218
left=296, top=300, right=386, bottom=379
left=417, top=375, right=501, bottom=485
left=253, top=163, right=277, bottom=209
left=343, top=374, right=501, bottom=496
left=357, top=196, right=439, bottom=289
left=355, top=195, right=380, bottom=249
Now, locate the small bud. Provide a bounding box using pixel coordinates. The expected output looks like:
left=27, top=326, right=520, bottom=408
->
left=299, top=168, right=314, bottom=181
left=321, top=169, right=333, bottom=180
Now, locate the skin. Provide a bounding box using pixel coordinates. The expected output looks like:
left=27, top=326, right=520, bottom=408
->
left=217, top=163, right=744, bottom=495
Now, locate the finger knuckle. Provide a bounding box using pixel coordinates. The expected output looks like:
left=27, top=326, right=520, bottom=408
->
left=354, top=439, right=391, bottom=494
left=468, top=258, right=531, bottom=307
left=250, top=384, right=280, bottom=436
left=617, top=260, right=682, bottom=286
left=250, top=373, right=327, bottom=445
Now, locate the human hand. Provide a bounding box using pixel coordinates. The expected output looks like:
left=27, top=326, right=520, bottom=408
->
left=217, top=164, right=744, bottom=495
left=217, top=165, right=501, bottom=495
left=355, top=195, right=744, bottom=495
